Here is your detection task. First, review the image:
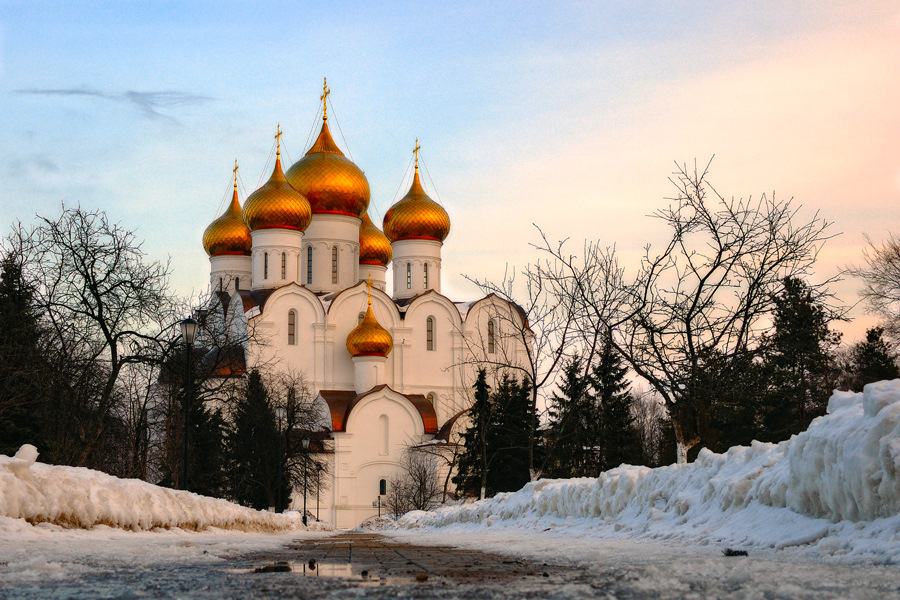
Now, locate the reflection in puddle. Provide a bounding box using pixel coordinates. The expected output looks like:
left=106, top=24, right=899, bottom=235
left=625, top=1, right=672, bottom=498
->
left=237, top=561, right=416, bottom=586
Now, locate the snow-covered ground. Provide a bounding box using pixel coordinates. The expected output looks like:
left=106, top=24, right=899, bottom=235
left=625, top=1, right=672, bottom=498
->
left=386, top=381, right=900, bottom=565
left=0, top=444, right=301, bottom=532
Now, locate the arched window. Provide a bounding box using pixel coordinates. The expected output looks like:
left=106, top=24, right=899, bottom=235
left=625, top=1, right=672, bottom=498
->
left=235, top=277, right=240, bottom=290
left=379, top=479, right=387, bottom=496
left=287, top=310, right=296, bottom=345
left=306, top=246, right=313, bottom=284
left=264, top=252, right=269, bottom=279
left=426, top=316, right=435, bottom=351
left=358, top=312, right=365, bottom=324
left=378, top=414, right=389, bottom=455
left=281, top=252, right=286, bottom=279
left=424, top=263, right=429, bottom=289
left=406, top=263, right=412, bottom=290
left=218, top=277, right=223, bottom=291
left=427, top=392, right=436, bottom=405
left=487, top=319, right=495, bottom=354
left=331, top=246, right=339, bottom=284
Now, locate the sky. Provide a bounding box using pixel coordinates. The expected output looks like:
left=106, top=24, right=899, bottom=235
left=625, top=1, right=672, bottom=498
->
left=1, top=1, right=899, bottom=343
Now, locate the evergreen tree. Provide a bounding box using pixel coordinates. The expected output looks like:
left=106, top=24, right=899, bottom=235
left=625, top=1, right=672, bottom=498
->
left=759, top=277, right=840, bottom=442
left=188, top=402, right=227, bottom=498
left=490, top=374, right=533, bottom=493
left=591, top=343, right=642, bottom=471
left=0, top=256, right=47, bottom=455
left=227, top=370, right=284, bottom=509
left=546, top=358, right=598, bottom=477
left=845, top=327, right=900, bottom=392
left=453, top=369, right=492, bottom=499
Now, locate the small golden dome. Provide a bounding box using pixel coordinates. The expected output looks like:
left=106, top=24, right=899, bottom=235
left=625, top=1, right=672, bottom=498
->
left=203, top=174, right=252, bottom=257
left=285, top=120, right=370, bottom=218
left=383, top=169, right=450, bottom=243
left=359, top=211, right=392, bottom=267
left=346, top=285, right=393, bottom=357
left=243, top=148, right=312, bottom=231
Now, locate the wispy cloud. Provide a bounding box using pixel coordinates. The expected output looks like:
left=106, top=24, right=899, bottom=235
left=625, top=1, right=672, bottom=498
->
left=14, top=88, right=214, bottom=124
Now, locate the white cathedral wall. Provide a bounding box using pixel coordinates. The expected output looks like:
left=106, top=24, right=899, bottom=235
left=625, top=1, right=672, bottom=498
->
left=303, top=214, right=361, bottom=293
left=250, top=229, right=304, bottom=289
left=390, top=239, right=442, bottom=299
left=209, top=255, right=251, bottom=294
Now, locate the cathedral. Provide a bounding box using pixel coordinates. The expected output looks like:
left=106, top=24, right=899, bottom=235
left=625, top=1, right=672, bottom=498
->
left=199, top=83, right=527, bottom=527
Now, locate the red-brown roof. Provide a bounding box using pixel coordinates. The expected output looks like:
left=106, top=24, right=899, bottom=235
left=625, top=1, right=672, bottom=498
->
left=319, top=385, right=438, bottom=435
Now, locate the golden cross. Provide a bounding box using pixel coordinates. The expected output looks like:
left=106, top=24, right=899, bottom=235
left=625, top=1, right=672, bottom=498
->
left=414, top=138, right=421, bottom=172
left=233, top=159, right=238, bottom=189
left=321, top=77, right=330, bottom=121
left=275, top=124, right=282, bottom=156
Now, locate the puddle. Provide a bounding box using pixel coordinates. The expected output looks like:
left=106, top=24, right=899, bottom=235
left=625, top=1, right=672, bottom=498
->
left=231, top=561, right=428, bottom=586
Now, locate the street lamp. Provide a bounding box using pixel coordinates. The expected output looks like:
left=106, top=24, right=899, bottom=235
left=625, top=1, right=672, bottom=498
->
left=315, top=463, right=322, bottom=522
left=178, top=317, right=198, bottom=491
left=301, top=437, right=310, bottom=526
left=275, top=407, right=285, bottom=513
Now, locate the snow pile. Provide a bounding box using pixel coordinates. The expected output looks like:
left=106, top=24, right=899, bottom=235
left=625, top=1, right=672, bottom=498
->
left=0, top=445, right=301, bottom=532
left=392, top=380, right=900, bottom=561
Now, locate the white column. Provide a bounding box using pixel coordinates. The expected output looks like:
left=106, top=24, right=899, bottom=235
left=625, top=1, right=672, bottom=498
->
left=390, top=239, right=442, bottom=300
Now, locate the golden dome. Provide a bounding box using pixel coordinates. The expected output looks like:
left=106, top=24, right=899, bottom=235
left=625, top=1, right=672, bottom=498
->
left=383, top=168, right=451, bottom=243
left=359, top=211, right=392, bottom=266
left=346, top=284, right=393, bottom=357
left=202, top=174, right=252, bottom=257
left=242, top=144, right=312, bottom=231
left=285, top=120, right=370, bottom=218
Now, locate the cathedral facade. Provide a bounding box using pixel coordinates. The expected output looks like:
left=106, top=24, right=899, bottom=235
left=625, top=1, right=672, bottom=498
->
left=200, top=87, right=528, bottom=527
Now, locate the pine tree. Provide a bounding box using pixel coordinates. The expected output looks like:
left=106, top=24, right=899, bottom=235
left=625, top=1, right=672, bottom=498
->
left=188, top=402, right=227, bottom=498
left=227, top=370, right=283, bottom=509
left=760, top=277, right=840, bottom=441
left=846, top=327, right=900, bottom=392
left=0, top=256, right=47, bottom=455
left=490, top=374, right=532, bottom=493
left=546, top=358, right=598, bottom=477
left=591, top=343, right=642, bottom=471
left=453, top=369, right=492, bottom=499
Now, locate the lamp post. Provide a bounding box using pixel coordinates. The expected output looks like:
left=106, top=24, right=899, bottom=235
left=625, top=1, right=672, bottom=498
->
left=301, top=437, right=310, bottom=526
left=315, top=463, right=322, bottom=522
left=275, top=407, right=285, bottom=513
left=178, top=317, right=198, bottom=491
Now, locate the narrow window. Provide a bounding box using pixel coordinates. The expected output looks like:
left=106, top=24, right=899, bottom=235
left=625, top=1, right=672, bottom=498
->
left=426, top=317, right=434, bottom=351
left=288, top=310, right=296, bottom=345
left=235, top=277, right=240, bottom=290
left=218, top=277, right=223, bottom=291
left=332, top=246, right=338, bottom=284
left=379, top=414, right=389, bottom=455
left=306, top=246, right=313, bottom=284
left=488, top=319, right=495, bottom=354
left=424, top=263, right=429, bottom=289
left=379, top=479, right=387, bottom=496
left=358, top=312, right=365, bottom=324
left=281, top=252, right=286, bottom=279
left=264, top=252, right=268, bottom=279
left=406, top=263, right=411, bottom=290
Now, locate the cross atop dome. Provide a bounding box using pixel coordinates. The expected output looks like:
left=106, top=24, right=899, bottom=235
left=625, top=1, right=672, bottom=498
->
left=275, top=124, right=282, bottom=156
left=321, top=77, right=330, bottom=121
left=414, top=138, right=421, bottom=172
left=233, top=159, right=238, bottom=190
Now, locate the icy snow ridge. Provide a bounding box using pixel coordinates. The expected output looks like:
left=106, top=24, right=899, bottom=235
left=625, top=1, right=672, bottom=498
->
left=0, top=445, right=301, bottom=532
left=393, top=381, right=900, bottom=560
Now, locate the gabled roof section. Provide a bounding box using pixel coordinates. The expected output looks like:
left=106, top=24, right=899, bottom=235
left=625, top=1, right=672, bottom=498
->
left=318, top=385, right=438, bottom=435
left=465, top=292, right=531, bottom=330
left=434, top=408, right=469, bottom=443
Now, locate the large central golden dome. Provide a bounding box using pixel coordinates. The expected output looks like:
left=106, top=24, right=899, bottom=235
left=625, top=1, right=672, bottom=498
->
left=359, top=211, right=392, bottom=266
left=346, top=288, right=393, bottom=357
left=383, top=168, right=450, bottom=243
left=285, top=120, right=370, bottom=218
left=243, top=150, right=312, bottom=232
left=203, top=177, right=252, bottom=256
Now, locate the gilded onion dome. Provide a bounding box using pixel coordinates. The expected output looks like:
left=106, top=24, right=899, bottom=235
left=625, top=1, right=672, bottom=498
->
left=202, top=167, right=252, bottom=256
left=346, top=283, right=393, bottom=357
left=285, top=82, right=370, bottom=218
left=383, top=142, right=450, bottom=242
left=242, top=128, right=312, bottom=232
left=359, top=211, right=392, bottom=266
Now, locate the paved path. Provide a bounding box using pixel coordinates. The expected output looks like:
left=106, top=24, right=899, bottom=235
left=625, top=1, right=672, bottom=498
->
left=238, top=532, right=583, bottom=598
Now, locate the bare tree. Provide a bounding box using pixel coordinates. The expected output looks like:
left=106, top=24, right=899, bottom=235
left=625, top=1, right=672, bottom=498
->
left=10, top=206, right=180, bottom=468
left=847, top=233, right=900, bottom=339
left=386, top=448, right=442, bottom=517
left=537, top=160, right=835, bottom=463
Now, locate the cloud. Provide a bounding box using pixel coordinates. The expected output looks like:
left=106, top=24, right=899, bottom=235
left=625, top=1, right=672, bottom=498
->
left=14, top=88, right=214, bottom=124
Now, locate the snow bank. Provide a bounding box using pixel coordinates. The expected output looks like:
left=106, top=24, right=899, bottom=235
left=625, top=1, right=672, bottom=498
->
left=391, top=381, right=900, bottom=561
left=0, top=445, right=301, bottom=532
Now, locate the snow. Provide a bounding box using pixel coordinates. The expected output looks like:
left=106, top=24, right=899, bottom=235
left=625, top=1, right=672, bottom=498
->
left=0, top=444, right=302, bottom=532
left=387, top=380, right=900, bottom=563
